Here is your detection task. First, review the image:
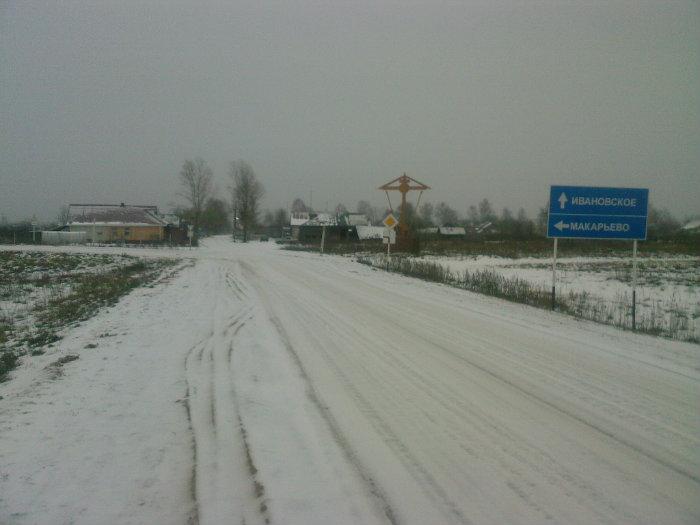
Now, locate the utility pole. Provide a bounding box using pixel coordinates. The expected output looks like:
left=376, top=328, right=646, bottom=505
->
left=31, top=215, right=38, bottom=243
left=320, top=224, right=326, bottom=254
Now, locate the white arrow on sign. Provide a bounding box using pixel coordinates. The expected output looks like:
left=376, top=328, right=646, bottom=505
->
left=558, top=192, right=568, bottom=209
left=554, top=220, right=570, bottom=231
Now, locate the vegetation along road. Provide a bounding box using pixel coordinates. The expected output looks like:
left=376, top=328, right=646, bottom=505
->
left=1, top=237, right=698, bottom=524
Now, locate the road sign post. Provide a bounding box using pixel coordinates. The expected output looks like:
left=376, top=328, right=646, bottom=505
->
left=632, top=239, right=638, bottom=330
left=382, top=214, right=398, bottom=263
left=547, top=185, right=648, bottom=327
left=551, top=238, right=558, bottom=310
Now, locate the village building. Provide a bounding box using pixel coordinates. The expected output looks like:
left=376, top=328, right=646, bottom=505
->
left=437, top=226, right=466, bottom=238
left=68, top=203, right=168, bottom=243
left=292, top=211, right=371, bottom=243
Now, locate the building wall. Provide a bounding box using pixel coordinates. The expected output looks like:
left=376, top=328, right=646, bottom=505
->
left=70, top=225, right=163, bottom=242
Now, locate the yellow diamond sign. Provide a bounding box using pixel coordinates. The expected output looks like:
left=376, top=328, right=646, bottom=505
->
left=382, top=213, right=398, bottom=229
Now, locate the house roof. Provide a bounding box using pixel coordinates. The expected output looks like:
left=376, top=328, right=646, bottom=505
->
left=681, top=219, right=700, bottom=231
left=356, top=226, right=385, bottom=240
left=344, top=213, right=370, bottom=226
left=474, top=221, right=494, bottom=234
left=68, top=204, right=167, bottom=227
left=303, top=213, right=337, bottom=226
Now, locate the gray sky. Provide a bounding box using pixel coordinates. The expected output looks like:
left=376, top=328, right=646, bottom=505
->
left=2, top=1, right=698, bottom=222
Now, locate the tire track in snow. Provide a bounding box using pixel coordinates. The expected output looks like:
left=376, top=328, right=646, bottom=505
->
left=228, top=341, right=270, bottom=523
left=267, top=315, right=400, bottom=525
left=240, top=253, right=402, bottom=524
left=185, top=294, right=269, bottom=525
left=251, top=263, right=481, bottom=524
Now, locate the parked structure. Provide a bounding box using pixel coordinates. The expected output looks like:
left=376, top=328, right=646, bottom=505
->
left=68, top=204, right=167, bottom=243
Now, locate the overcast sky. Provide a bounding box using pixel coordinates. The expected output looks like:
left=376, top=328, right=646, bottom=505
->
left=1, top=1, right=698, bottom=222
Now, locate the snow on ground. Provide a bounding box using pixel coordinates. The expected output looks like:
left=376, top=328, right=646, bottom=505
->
left=0, top=251, right=152, bottom=338
left=403, top=253, right=699, bottom=340
left=1, top=237, right=699, bottom=524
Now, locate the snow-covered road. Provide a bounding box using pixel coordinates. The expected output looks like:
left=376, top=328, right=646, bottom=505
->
left=1, top=237, right=699, bottom=524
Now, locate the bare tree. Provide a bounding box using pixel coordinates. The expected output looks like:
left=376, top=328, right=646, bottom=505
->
left=515, top=207, right=535, bottom=239
left=291, top=198, right=308, bottom=213
left=478, top=198, right=496, bottom=223
left=648, top=206, right=680, bottom=239
left=179, top=158, right=213, bottom=234
left=435, top=202, right=459, bottom=226
left=262, top=210, right=274, bottom=226
left=229, top=160, right=264, bottom=242
left=467, top=205, right=479, bottom=226
left=56, top=205, right=70, bottom=227
left=273, top=208, right=289, bottom=228
left=356, top=200, right=379, bottom=225
left=200, top=198, right=230, bottom=234
left=419, top=202, right=434, bottom=226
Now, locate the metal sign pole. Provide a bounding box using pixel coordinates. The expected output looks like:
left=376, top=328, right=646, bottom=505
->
left=632, top=239, right=638, bottom=330
left=551, top=238, right=558, bottom=310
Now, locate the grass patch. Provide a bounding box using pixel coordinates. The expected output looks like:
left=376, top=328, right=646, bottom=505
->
left=0, top=351, right=19, bottom=381
left=0, top=253, right=177, bottom=382
left=283, top=238, right=699, bottom=258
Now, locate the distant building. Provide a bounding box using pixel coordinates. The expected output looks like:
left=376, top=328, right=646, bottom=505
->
left=344, top=213, right=370, bottom=227
left=438, top=226, right=466, bottom=237
left=681, top=219, right=700, bottom=234
left=290, top=211, right=371, bottom=242
left=356, top=226, right=385, bottom=240
left=68, top=203, right=167, bottom=243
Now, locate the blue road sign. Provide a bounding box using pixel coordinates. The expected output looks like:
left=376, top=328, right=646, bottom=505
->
left=547, top=185, right=649, bottom=240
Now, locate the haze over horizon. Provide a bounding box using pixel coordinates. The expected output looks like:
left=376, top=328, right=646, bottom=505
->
left=2, top=1, right=698, bottom=223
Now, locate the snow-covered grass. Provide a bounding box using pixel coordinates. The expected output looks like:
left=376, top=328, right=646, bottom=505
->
left=0, top=251, right=177, bottom=380
left=357, top=253, right=700, bottom=342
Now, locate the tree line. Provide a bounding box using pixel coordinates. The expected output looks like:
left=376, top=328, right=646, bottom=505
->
left=174, top=158, right=692, bottom=242
left=177, top=158, right=265, bottom=242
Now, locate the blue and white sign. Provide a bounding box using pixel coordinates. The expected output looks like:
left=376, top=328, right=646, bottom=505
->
left=547, top=185, right=649, bottom=240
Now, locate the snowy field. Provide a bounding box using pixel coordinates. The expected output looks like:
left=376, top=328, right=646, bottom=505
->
left=376, top=253, right=700, bottom=341
left=1, top=237, right=699, bottom=525
left=1, top=251, right=138, bottom=334
left=0, top=251, right=176, bottom=363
